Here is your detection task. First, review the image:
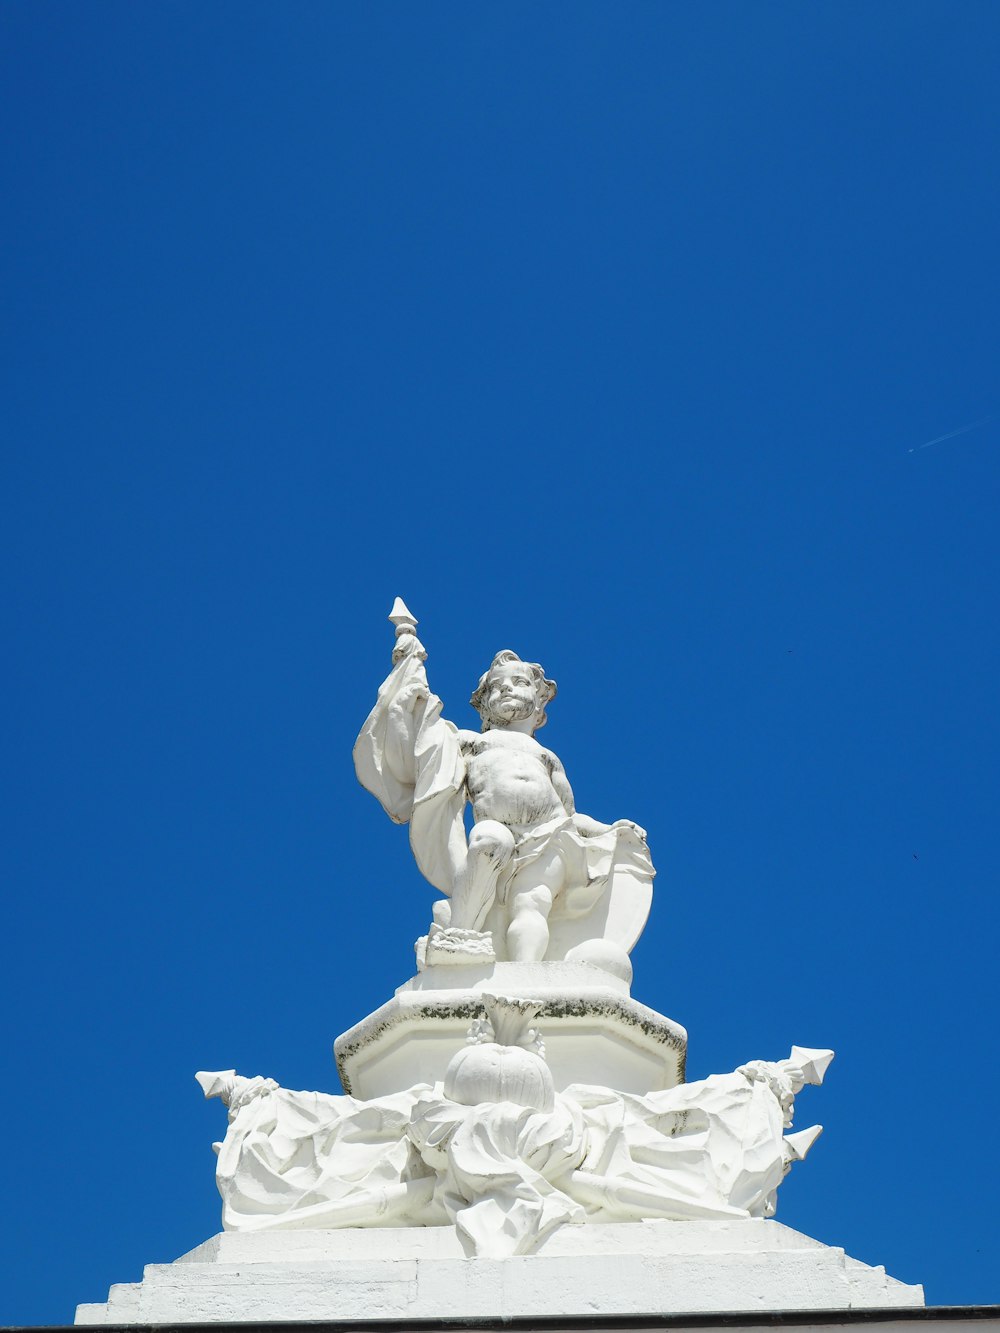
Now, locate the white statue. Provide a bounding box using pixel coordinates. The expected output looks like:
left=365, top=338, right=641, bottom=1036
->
left=354, top=601, right=654, bottom=971
left=82, top=601, right=879, bottom=1325
left=189, top=604, right=835, bottom=1267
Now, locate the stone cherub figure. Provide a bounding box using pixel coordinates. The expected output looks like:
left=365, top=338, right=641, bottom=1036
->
left=354, top=601, right=655, bottom=974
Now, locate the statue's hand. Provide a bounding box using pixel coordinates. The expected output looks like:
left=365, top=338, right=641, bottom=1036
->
left=392, top=630, right=427, bottom=664
left=392, top=680, right=430, bottom=714
left=227, top=1075, right=279, bottom=1117
left=736, top=1060, right=796, bottom=1125
left=611, top=819, right=647, bottom=841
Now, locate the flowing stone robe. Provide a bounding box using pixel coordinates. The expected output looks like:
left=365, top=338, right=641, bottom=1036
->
left=199, top=1063, right=817, bottom=1256
left=353, top=646, right=654, bottom=960
left=203, top=1074, right=439, bottom=1232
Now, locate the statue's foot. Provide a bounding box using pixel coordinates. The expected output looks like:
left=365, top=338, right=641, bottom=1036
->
left=422, top=924, right=496, bottom=968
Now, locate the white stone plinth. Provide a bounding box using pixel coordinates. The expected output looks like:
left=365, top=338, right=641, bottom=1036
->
left=75, top=1219, right=923, bottom=1325
left=334, top=961, right=687, bottom=1097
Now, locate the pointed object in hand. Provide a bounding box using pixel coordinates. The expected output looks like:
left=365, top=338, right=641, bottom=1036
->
left=388, top=597, right=426, bottom=663
left=788, top=1046, right=835, bottom=1087
left=389, top=597, right=418, bottom=632
left=195, top=1069, right=237, bottom=1102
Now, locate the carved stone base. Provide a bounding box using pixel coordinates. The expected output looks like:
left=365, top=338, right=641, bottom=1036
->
left=421, top=924, right=496, bottom=968
left=75, top=1220, right=924, bottom=1324
left=333, top=960, right=687, bottom=1098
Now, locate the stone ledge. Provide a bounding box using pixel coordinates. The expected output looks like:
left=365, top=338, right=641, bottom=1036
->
left=74, top=1221, right=924, bottom=1325
left=68, top=1311, right=997, bottom=1333
left=60, top=1312, right=1000, bottom=1333
left=334, top=962, right=687, bottom=1097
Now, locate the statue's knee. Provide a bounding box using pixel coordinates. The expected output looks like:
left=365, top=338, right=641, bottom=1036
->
left=432, top=899, right=452, bottom=927
left=510, top=885, right=553, bottom=917
left=468, top=820, right=515, bottom=865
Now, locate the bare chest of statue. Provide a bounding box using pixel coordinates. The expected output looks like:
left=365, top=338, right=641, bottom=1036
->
left=460, top=730, right=566, bottom=831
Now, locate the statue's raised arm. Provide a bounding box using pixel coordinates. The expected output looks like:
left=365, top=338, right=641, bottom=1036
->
left=353, top=598, right=467, bottom=893
left=354, top=601, right=655, bottom=978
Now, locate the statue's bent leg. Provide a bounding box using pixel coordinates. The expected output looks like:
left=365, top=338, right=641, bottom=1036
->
left=505, top=850, right=563, bottom=962
left=450, top=820, right=515, bottom=932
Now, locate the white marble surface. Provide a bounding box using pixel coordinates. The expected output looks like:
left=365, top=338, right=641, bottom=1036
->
left=75, top=1219, right=924, bottom=1324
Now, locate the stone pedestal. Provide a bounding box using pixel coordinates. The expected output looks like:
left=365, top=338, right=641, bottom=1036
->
left=75, top=1220, right=924, bottom=1324
left=334, top=960, right=687, bottom=1097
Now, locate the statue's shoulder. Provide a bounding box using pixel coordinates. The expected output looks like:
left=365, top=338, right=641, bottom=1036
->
left=456, top=728, right=480, bottom=751
left=531, top=736, right=562, bottom=765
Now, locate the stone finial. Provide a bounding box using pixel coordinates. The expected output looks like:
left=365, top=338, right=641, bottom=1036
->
left=388, top=597, right=426, bottom=663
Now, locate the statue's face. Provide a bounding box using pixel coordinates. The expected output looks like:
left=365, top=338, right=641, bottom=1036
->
left=482, top=660, right=538, bottom=727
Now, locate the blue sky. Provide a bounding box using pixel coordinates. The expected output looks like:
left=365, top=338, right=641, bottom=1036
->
left=2, top=3, right=998, bottom=1324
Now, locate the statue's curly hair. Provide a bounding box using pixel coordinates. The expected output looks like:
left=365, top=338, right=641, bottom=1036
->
left=470, top=650, right=558, bottom=733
